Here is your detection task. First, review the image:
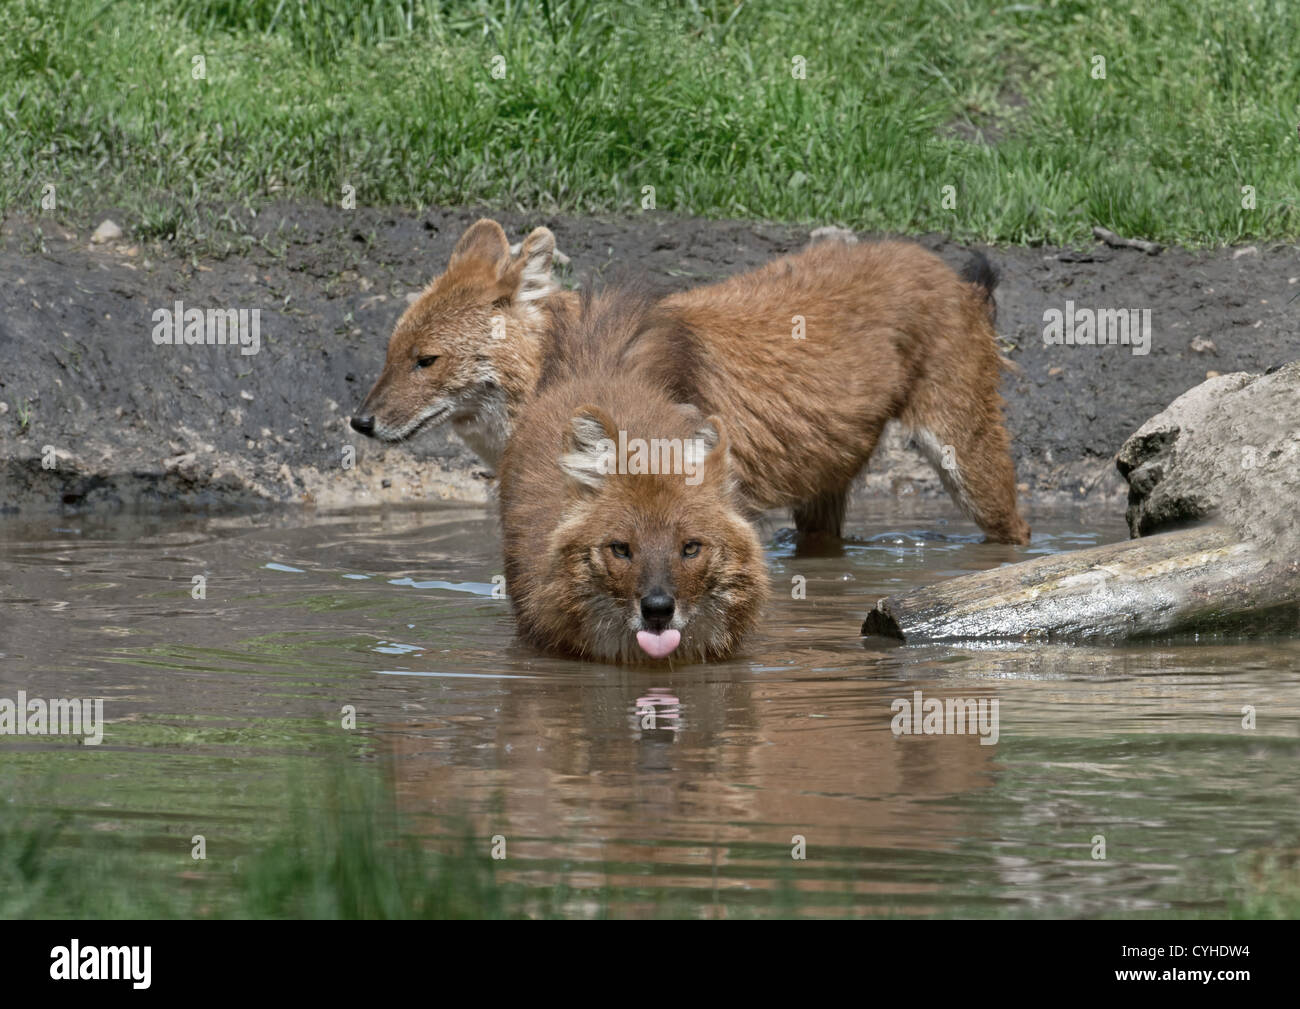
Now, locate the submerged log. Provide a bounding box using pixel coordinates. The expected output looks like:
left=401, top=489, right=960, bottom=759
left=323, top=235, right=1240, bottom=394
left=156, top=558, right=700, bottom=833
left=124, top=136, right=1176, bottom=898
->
left=862, top=524, right=1300, bottom=643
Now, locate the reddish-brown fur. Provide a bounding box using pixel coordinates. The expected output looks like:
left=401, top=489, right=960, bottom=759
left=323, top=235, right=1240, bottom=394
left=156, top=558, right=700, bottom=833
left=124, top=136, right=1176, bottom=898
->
left=640, top=240, right=1030, bottom=543
left=353, top=219, right=1030, bottom=544
left=498, top=292, right=768, bottom=663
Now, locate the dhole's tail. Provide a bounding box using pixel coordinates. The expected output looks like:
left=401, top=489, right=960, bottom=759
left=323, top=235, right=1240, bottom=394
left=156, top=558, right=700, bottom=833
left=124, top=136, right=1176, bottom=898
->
left=961, top=249, right=1019, bottom=374
left=960, top=250, right=999, bottom=326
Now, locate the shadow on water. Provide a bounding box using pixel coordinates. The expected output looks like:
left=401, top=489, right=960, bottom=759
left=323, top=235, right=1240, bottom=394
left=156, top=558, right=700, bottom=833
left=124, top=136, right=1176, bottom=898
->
left=2, top=501, right=1298, bottom=918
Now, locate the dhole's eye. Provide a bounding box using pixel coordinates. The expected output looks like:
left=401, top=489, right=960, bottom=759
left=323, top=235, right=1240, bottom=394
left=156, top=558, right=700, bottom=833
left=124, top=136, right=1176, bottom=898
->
left=682, top=541, right=702, bottom=558
left=416, top=355, right=439, bottom=368
left=609, top=542, right=631, bottom=560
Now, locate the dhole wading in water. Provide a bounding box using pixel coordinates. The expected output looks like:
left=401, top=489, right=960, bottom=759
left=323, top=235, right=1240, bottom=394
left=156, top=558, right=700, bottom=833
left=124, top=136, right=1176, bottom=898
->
left=352, top=219, right=1030, bottom=545
left=498, top=292, right=768, bottom=663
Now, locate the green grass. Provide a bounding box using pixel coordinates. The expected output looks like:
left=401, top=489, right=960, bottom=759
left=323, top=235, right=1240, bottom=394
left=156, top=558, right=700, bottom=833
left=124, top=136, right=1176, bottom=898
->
left=2, top=0, right=1298, bottom=250
left=0, top=755, right=814, bottom=919
left=4, top=756, right=1297, bottom=919
left=0, top=761, right=565, bottom=919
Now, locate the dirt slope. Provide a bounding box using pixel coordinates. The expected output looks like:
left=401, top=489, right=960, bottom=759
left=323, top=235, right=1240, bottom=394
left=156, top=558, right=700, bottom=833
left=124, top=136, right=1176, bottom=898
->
left=2, top=204, right=1295, bottom=521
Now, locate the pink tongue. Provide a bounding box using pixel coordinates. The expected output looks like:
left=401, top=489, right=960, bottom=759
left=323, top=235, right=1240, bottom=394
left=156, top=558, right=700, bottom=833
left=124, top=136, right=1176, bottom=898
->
left=636, top=629, right=682, bottom=659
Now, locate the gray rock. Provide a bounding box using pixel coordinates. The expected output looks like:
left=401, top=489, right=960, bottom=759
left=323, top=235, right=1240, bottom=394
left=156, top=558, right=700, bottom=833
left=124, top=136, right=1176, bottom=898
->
left=1116, top=361, right=1300, bottom=549
left=90, top=219, right=123, bottom=244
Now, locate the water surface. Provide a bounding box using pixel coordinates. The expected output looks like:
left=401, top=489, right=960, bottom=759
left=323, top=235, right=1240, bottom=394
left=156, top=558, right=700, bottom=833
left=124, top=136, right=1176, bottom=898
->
left=2, top=502, right=1297, bottom=917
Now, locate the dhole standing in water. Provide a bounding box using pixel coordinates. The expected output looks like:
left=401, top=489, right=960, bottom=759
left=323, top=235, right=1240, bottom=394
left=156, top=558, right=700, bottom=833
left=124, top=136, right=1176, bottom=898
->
left=498, top=292, right=769, bottom=663
left=353, top=219, right=1029, bottom=544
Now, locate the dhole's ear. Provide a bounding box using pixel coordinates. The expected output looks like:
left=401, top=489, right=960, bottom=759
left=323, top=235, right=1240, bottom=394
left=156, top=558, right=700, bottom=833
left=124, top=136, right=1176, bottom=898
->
left=449, top=219, right=511, bottom=274
left=685, top=414, right=731, bottom=487
left=673, top=402, right=705, bottom=426
left=500, top=227, right=557, bottom=304
left=559, top=404, right=617, bottom=489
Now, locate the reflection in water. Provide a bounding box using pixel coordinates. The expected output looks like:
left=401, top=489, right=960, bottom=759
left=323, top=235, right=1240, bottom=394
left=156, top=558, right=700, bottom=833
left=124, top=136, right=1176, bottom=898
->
left=1, top=502, right=1298, bottom=917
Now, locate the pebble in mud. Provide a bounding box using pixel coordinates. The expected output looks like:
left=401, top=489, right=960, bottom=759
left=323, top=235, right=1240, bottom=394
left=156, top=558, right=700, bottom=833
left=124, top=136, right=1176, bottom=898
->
left=90, top=219, right=123, bottom=244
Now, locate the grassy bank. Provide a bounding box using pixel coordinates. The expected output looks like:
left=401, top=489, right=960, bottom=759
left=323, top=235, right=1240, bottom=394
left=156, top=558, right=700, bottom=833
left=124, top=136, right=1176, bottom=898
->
left=2, top=0, right=1297, bottom=250
left=4, top=754, right=1296, bottom=920
left=1, top=754, right=813, bottom=920
left=0, top=761, right=564, bottom=919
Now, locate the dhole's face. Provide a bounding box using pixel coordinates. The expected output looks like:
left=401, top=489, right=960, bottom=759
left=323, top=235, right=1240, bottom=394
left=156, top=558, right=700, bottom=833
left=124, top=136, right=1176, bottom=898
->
left=547, top=408, right=767, bottom=663
left=556, top=497, right=763, bottom=663
left=350, top=219, right=557, bottom=454
left=356, top=295, right=501, bottom=441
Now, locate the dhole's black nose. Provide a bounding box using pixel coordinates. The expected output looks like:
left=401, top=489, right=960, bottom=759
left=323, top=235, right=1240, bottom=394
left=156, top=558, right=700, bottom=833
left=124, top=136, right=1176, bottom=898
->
left=640, top=591, right=675, bottom=632
left=350, top=415, right=375, bottom=436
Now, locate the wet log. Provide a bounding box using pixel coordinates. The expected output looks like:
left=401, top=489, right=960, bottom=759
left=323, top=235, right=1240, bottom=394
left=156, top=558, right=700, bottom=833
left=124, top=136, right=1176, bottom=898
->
left=862, top=524, right=1300, bottom=643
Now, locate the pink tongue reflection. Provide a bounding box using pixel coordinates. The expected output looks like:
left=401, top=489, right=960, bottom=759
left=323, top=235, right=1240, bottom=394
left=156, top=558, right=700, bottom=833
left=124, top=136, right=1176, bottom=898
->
left=636, top=629, right=681, bottom=659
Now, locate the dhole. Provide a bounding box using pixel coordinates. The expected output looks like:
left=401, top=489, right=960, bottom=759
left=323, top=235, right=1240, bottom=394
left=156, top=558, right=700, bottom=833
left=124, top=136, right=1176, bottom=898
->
left=353, top=219, right=1030, bottom=544
left=498, top=292, right=768, bottom=663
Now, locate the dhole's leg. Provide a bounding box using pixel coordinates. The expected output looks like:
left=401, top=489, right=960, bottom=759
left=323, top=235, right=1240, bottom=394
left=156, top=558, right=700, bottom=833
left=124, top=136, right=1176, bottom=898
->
left=905, top=394, right=1030, bottom=545
left=792, top=486, right=849, bottom=539
left=791, top=416, right=888, bottom=543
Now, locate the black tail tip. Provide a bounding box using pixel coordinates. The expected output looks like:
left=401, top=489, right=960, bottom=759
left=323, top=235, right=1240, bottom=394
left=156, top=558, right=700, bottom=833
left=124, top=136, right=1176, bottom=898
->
left=959, top=250, right=999, bottom=295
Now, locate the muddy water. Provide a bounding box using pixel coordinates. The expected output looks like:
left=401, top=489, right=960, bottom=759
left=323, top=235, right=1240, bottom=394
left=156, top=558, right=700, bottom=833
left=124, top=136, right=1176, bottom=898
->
left=2, top=503, right=1298, bottom=918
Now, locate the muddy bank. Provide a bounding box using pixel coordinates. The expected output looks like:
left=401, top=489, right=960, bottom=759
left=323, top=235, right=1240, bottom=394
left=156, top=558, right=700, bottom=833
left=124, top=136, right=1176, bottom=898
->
left=2, top=203, right=1297, bottom=523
